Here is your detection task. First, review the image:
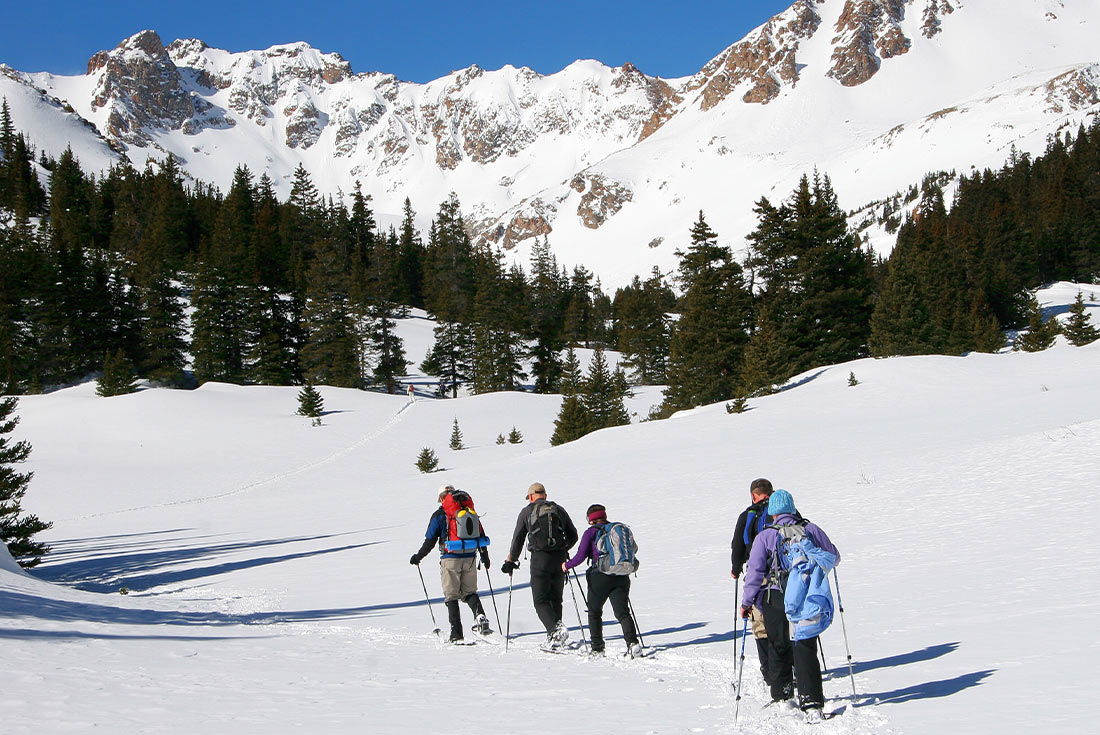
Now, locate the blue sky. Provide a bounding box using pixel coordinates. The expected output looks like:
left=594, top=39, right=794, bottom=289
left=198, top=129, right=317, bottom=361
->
left=2, top=1, right=794, bottom=82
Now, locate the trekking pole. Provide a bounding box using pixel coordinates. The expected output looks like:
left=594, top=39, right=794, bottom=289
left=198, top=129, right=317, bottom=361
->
left=733, top=618, right=749, bottom=724
left=833, top=568, right=857, bottom=701
left=733, top=583, right=740, bottom=669
left=416, top=565, right=441, bottom=638
left=566, top=570, right=590, bottom=652
left=571, top=568, right=589, bottom=608
left=505, top=569, right=514, bottom=652
left=627, top=599, right=646, bottom=648
left=819, top=638, right=829, bottom=673
left=480, top=553, right=504, bottom=634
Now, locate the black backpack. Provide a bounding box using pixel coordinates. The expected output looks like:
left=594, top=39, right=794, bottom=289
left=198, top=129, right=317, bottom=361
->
left=528, top=501, right=568, bottom=552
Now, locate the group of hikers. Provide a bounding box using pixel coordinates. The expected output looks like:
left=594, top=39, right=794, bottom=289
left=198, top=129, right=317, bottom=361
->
left=410, top=477, right=841, bottom=720
left=410, top=482, right=641, bottom=656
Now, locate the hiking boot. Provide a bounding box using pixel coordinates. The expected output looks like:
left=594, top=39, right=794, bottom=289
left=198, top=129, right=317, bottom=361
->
left=803, top=707, right=825, bottom=724
left=448, top=629, right=464, bottom=643
left=541, top=633, right=563, bottom=652
left=588, top=648, right=606, bottom=658
left=551, top=621, right=569, bottom=645
left=473, top=614, right=492, bottom=636
left=628, top=642, right=645, bottom=659
left=771, top=682, right=794, bottom=703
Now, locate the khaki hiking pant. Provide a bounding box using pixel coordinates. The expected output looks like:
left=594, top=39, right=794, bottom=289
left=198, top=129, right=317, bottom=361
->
left=440, top=556, right=478, bottom=602
left=751, top=606, right=768, bottom=639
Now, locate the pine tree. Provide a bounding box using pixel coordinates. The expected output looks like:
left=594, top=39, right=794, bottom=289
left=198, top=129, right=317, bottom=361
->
left=549, top=349, right=589, bottom=446
left=300, top=237, right=361, bottom=387
left=449, top=418, right=464, bottom=450
left=96, top=349, right=138, bottom=397
left=470, top=245, right=525, bottom=393
left=421, top=320, right=474, bottom=398
left=663, top=212, right=753, bottom=411
left=1014, top=294, right=1060, bottom=352
left=527, top=237, right=565, bottom=393
left=296, top=382, right=324, bottom=418
left=614, top=268, right=673, bottom=385
left=508, top=426, right=523, bottom=444
left=416, top=447, right=440, bottom=473
left=746, top=175, right=873, bottom=374
left=581, top=347, right=630, bottom=432
left=1062, top=292, right=1099, bottom=346
left=0, top=397, right=50, bottom=567
left=192, top=166, right=257, bottom=384
left=848, top=371, right=859, bottom=387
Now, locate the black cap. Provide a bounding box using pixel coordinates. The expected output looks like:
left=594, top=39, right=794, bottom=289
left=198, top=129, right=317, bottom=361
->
left=749, top=478, right=773, bottom=494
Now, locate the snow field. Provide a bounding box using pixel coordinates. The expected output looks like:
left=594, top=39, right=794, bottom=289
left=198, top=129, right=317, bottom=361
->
left=3, top=287, right=1100, bottom=733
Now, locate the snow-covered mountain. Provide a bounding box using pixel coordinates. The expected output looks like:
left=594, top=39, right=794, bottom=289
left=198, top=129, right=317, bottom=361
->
left=2, top=0, right=1099, bottom=287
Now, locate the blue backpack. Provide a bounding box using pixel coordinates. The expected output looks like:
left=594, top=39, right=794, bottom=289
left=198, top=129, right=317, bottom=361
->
left=767, top=520, right=838, bottom=640
left=595, top=522, right=639, bottom=575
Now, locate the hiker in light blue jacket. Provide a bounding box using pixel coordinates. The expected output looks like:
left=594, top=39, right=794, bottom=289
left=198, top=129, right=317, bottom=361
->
left=741, top=489, right=840, bottom=717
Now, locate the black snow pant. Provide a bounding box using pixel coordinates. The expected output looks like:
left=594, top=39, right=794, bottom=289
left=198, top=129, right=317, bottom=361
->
left=445, top=595, right=485, bottom=639
left=586, top=568, right=638, bottom=652
left=756, top=637, right=774, bottom=684
left=760, top=592, right=825, bottom=709
left=529, top=550, right=567, bottom=633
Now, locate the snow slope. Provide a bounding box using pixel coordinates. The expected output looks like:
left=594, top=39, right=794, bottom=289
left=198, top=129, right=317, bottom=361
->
left=3, top=286, right=1100, bottom=733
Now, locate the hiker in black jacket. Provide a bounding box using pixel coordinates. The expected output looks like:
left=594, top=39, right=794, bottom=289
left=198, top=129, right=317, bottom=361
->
left=732, top=477, right=776, bottom=685
left=501, top=482, right=578, bottom=650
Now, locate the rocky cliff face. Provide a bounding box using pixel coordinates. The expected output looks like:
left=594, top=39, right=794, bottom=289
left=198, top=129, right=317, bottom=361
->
left=86, top=30, right=206, bottom=145
left=685, top=0, right=822, bottom=108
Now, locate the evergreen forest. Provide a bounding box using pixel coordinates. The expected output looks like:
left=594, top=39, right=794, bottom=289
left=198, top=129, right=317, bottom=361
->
left=2, top=98, right=1098, bottom=417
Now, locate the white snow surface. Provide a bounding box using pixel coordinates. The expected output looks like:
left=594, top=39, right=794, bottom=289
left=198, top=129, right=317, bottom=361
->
left=3, top=286, right=1100, bottom=734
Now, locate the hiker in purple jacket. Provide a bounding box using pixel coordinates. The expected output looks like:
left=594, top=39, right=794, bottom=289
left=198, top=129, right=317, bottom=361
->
left=741, top=489, right=840, bottom=716
left=563, top=504, right=641, bottom=657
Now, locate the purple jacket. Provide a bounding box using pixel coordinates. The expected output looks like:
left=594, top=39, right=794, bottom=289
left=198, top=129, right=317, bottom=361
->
left=564, top=525, right=602, bottom=570
left=742, top=513, right=840, bottom=608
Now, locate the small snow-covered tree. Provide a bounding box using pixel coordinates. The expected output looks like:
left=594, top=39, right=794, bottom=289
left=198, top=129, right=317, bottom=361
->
left=297, top=383, right=324, bottom=419
left=96, top=349, right=138, bottom=397
left=507, top=426, right=523, bottom=444
left=416, top=447, right=440, bottom=473
left=1063, top=292, right=1099, bottom=346
left=449, top=418, right=464, bottom=450
left=0, top=397, right=51, bottom=567
left=1014, top=295, right=1060, bottom=352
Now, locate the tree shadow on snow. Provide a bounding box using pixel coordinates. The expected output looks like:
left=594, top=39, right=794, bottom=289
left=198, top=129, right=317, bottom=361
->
left=0, top=627, right=257, bottom=642
left=35, top=531, right=377, bottom=593
left=845, top=642, right=961, bottom=675
left=860, top=669, right=995, bottom=706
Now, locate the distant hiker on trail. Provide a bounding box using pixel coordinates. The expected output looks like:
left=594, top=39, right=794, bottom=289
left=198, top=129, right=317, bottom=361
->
left=501, top=482, right=579, bottom=651
left=741, top=489, right=840, bottom=721
left=563, top=504, right=642, bottom=657
left=732, top=478, right=777, bottom=684
left=410, top=484, right=493, bottom=643
left=406, top=384, right=416, bottom=403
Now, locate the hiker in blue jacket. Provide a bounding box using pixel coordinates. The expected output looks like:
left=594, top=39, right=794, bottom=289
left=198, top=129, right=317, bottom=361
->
left=741, top=489, right=839, bottom=717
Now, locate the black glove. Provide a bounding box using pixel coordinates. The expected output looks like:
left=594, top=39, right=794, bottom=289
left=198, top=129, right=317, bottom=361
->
left=740, top=605, right=752, bottom=620
left=479, top=549, right=490, bottom=567
left=409, top=554, right=421, bottom=566
left=501, top=560, right=518, bottom=575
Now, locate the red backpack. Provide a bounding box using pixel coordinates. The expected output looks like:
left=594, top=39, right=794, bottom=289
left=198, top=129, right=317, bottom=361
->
left=440, top=490, right=490, bottom=553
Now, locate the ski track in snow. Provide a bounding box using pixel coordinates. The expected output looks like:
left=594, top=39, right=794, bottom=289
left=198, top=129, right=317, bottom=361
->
left=63, top=400, right=417, bottom=522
